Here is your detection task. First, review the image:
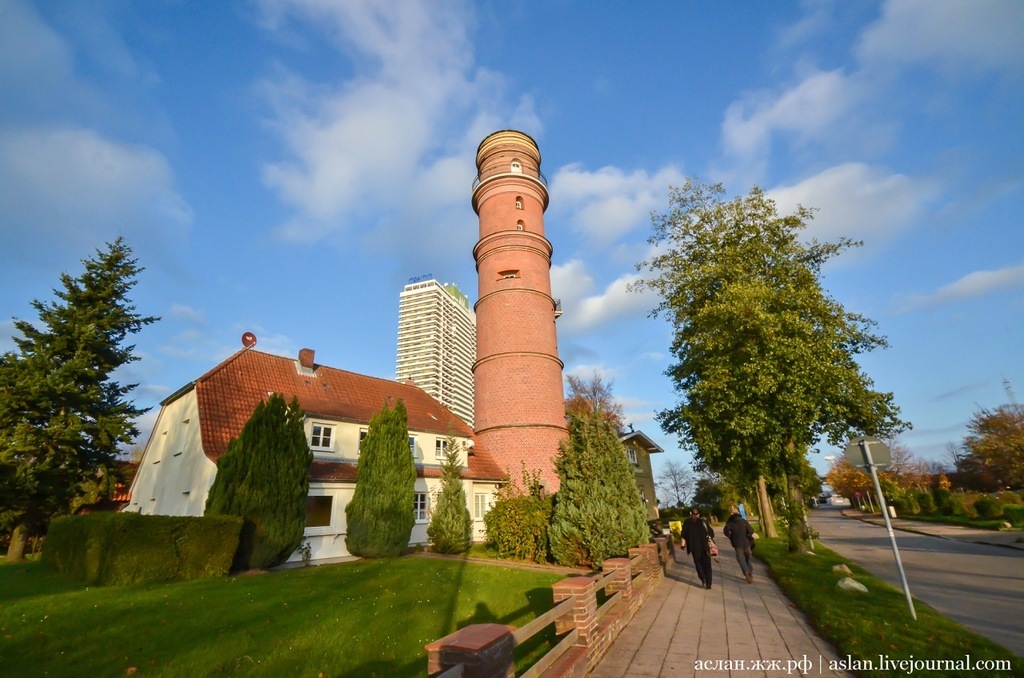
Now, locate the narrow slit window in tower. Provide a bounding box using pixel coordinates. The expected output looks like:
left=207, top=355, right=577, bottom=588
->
left=516, top=220, right=525, bottom=231
left=515, top=196, right=523, bottom=209
left=510, top=160, right=522, bottom=173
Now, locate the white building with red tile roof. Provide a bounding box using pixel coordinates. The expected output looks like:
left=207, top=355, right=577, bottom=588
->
left=128, top=347, right=505, bottom=563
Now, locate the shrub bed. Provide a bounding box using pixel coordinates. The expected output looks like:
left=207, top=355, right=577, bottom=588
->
left=42, top=512, right=241, bottom=586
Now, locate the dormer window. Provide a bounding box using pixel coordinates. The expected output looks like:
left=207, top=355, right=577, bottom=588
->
left=510, top=160, right=522, bottom=173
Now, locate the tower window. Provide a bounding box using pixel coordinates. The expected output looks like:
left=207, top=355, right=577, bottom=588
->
left=510, top=160, right=522, bottom=173
left=499, top=270, right=519, bottom=280
left=515, top=196, right=523, bottom=210
left=516, top=220, right=525, bottom=231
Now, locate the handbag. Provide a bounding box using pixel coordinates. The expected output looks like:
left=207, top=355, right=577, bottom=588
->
left=707, top=537, right=719, bottom=558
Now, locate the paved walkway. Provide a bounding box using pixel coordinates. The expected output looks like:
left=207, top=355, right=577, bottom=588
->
left=591, top=544, right=852, bottom=678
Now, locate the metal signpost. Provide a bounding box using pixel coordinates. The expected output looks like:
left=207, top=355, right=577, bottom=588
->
left=843, top=436, right=917, bottom=620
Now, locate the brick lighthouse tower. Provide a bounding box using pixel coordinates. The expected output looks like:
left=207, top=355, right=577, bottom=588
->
left=472, top=130, right=567, bottom=492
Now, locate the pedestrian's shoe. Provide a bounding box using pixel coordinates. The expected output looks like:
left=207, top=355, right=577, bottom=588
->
left=705, top=582, right=712, bottom=589
left=745, top=573, right=753, bottom=584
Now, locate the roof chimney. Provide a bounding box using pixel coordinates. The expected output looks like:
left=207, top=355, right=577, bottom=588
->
left=298, top=348, right=315, bottom=369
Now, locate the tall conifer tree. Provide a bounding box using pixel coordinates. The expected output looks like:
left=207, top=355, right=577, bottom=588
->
left=0, top=238, right=157, bottom=561
left=549, top=412, right=650, bottom=568
left=205, top=394, right=312, bottom=570
left=427, top=432, right=472, bottom=554
left=345, top=399, right=416, bottom=557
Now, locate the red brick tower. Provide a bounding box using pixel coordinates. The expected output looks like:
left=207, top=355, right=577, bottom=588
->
left=472, top=130, right=567, bottom=492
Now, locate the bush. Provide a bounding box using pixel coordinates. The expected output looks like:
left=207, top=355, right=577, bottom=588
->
left=427, top=435, right=473, bottom=554
left=1002, top=505, right=1024, bottom=527
left=997, top=491, right=1022, bottom=505
left=548, top=412, right=650, bottom=568
left=484, top=480, right=553, bottom=563
left=944, top=493, right=976, bottom=518
left=932, top=487, right=951, bottom=514
left=345, top=399, right=417, bottom=558
left=914, top=490, right=936, bottom=515
left=972, top=495, right=1003, bottom=519
left=205, top=394, right=312, bottom=570
left=41, top=513, right=241, bottom=586
left=891, top=494, right=920, bottom=516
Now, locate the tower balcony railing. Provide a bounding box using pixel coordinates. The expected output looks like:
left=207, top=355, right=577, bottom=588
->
left=472, top=169, right=548, bottom=193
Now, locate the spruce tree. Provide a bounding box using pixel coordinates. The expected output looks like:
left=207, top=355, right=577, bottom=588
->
left=549, top=412, right=650, bottom=568
left=427, top=432, right=472, bottom=554
left=345, top=399, right=416, bottom=557
left=0, top=238, right=157, bottom=562
left=205, top=394, right=312, bottom=570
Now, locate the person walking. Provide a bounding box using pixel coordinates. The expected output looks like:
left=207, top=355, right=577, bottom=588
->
left=682, top=508, right=715, bottom=589
left=723, top=505, right=756, bottom=584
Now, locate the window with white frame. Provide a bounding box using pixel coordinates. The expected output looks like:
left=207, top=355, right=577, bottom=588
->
left=626, top=448, right=638, bottom=465
left=409, top=436, right=418, bottom=459
left=435, top=438, right=449, bottom=460
left=474, top=493, right=492, bottom=520
left=359, top=429, right=368, bottom=453
left=414, top=492, right=429, bottom=522
left=306, top=496, right=333, bottom=527
left=310, top=422, right=334, bottom=451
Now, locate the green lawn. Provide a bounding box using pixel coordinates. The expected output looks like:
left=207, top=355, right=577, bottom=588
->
left=754, top=538, right=1024, bottom=676
left=0, top=555, right=565, bottom=677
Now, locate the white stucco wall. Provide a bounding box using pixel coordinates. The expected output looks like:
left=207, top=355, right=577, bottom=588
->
left=127, top=390, right=217, bottom=516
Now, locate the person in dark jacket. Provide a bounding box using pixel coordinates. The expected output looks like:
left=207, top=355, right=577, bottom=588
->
left=682, top=508, right=715, bottom=589
left=723, top=505, right=756, bottom=584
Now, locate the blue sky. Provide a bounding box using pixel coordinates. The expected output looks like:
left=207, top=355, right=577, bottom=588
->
left=2, top=0, right=1022, bottom=480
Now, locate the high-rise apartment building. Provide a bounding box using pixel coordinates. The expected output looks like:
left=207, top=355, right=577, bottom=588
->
left=396, top=279, right=476, bottom=426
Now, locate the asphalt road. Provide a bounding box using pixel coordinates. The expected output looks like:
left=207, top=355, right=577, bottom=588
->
left=807, top=507, right=1024, bottom=658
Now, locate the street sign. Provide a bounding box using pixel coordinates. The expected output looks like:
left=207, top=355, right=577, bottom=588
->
left=844, top=436, right=891, bottom=469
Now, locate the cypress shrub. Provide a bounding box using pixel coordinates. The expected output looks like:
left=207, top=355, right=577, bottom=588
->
left=973, top=495, right=1003, bottom=519
left=345, top=399, right=416, bottom=558
left=932, top=487, right=952, bottom=514
left=549, top=412, right=650, bottom=568
left=427, top=434, right=473, bottom=554
left=205, top=394, right=312, bottom=571
left=484, top=471, right=553, bottom=563
left=914, top=489, right=936, bottom=515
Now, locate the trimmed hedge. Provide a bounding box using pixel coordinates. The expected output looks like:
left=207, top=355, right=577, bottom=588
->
left=42, top=512, right=242, bottom=586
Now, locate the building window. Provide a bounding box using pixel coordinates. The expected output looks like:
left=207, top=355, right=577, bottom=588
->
left=516, top=220, right=525, bottom=231
left=359, top=429, right=368, bottom=452
left=409, top=436, right=418, bottom=459
left=310, top=423, right=334, bottom=451
left=515, top=196, right=523, bottom=210
left=306, top=496, right=333, bottom=527
left=414, top=492, right=429, bottom=522
left=474, top=493, right=492, bottom=520
left=499, top=270, right=519, bottom=280
left=626, top=448, right=638, bottom=465
left=510, top=160, right=522, bottom=173
left=435, top=438, right=449, bottom=460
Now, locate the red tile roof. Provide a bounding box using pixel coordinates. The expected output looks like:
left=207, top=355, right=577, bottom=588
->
left=183, top=348, right=505, bottom=482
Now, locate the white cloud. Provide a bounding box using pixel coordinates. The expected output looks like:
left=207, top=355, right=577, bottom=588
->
left=722, top=69, right=855, bottom=160
left=550, top=163, right=684, bottom=247
left=898, top=262, right=1024, bottom=311
left=857, top=0, right=1024, bottom=75
left=0, top=127, right=191, bottom=257
left=557, top=270, right=657, bottom=333
left=256, top=0, right=508, bottom=250
left=768, top=163, right=935, bottom=251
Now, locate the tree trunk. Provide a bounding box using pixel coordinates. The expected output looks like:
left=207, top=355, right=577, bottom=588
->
left=756, top=476, right=778, bottom=538
left=786, top=473, right=807, bottom=554
left=6, top=523, right=29, bottom=563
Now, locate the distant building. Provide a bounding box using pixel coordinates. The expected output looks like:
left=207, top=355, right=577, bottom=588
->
left=128, top=347, right=504, bottom=563
left=620, top=430, right=664, bottom=520
left=396, top=280, right=476, bottom=426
